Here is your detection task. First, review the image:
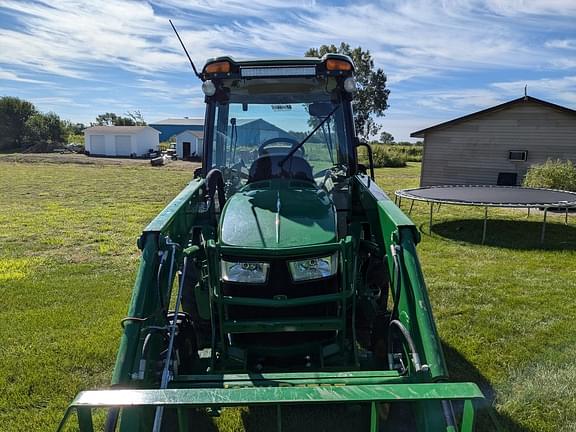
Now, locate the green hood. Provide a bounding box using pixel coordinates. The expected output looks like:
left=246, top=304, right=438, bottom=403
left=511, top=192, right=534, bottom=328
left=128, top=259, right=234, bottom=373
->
left=220, top=183, right=336, bottom=249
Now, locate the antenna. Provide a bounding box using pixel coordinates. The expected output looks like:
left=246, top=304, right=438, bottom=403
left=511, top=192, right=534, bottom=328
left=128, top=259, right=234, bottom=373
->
left=524, top=84, right=528, bottom=98
left=169, top=19, right=202, bottom=80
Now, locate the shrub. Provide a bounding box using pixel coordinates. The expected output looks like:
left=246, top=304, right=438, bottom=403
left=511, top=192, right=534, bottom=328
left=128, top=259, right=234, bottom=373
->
left=523, top=159, right=576, bottom=191
left=392, top=144, right=423, bottom=162
left=359, top=144, right=407, bottom=168
left=66, top=133, right=84, bottom=145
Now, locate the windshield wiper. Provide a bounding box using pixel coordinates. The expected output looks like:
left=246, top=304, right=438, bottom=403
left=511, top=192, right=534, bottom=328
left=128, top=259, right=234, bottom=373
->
left=278, top=105, right=340, bottom=168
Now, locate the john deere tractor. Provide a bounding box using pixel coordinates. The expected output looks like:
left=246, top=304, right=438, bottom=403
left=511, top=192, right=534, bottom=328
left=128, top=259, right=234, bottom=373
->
left=58, top=54, right=484, bottom=432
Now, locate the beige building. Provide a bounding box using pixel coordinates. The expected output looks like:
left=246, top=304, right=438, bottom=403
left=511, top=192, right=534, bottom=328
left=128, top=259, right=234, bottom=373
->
left=411, top=96, right=576, bottom=186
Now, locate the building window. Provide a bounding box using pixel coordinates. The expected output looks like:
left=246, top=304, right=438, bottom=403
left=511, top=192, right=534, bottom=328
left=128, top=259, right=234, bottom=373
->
left=509, top=150, right=527, bottom=161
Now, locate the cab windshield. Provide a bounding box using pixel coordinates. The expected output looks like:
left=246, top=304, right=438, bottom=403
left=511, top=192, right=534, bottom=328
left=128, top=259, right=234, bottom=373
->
left=209, top=95, right=350, bottom=184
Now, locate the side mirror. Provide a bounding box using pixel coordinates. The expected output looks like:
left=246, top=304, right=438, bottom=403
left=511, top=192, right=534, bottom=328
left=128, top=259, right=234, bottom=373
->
left=308, top=102, right=333, bottom=117
left=356, top=141, right=375, bottom=180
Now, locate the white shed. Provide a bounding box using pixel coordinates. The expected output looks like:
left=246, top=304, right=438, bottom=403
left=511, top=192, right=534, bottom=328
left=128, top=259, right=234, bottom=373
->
left=175, top=130, right=204, bottom=160
left=84, top=126, right=160, bottom=157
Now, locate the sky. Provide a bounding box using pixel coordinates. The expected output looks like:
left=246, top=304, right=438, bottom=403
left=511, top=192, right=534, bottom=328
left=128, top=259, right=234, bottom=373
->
left=1, top=0, right=575, bottom=142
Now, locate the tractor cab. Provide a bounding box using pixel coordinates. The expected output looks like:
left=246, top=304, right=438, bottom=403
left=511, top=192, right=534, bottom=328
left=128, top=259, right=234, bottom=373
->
left=200, top=54, right=358, bottom=190
left=199, top=55, right=361, bottom=242
left=192, top=55, right=364, bottom=366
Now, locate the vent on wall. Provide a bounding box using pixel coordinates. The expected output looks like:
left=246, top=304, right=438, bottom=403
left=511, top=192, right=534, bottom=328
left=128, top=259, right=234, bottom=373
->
left=509, top=150, right=528, bottom=161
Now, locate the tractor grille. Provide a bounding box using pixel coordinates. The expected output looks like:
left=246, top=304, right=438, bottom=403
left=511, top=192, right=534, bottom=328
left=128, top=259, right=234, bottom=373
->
left=222, top=258, right=339, bottom=320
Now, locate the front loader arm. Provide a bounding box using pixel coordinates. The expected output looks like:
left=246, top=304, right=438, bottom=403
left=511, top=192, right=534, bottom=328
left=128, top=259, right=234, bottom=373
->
left=112, top=179, right=205, bottom=386
left=354, top=174, right=448, bottom=380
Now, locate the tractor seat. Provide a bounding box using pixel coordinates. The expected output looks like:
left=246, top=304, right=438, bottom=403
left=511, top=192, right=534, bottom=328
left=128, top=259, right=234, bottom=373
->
left=248, top=154, right=314, bottom=183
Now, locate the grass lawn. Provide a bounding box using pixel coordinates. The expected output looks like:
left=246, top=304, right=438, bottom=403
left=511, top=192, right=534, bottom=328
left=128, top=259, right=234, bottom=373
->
left=1, top=160, right=575, bottom=431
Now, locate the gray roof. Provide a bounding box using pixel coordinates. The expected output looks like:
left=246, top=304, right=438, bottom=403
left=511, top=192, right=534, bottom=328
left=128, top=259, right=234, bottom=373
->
left=84, top=126, right=159, bottom=134
left=175, top=130, right=205, bottom=139
left=150, top=118, right=204, bottom=126
left=411, top=96, right=576, bottom=138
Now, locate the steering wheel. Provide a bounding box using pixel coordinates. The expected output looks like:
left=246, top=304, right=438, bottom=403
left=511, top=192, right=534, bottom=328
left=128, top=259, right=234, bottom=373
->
left=257, top=137, right=305, bottom=157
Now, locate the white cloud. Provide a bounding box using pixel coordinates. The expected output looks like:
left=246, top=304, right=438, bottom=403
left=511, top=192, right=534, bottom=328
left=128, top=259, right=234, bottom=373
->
left=154, top=0, right=316, bottom=16
left=0, top=69, right=48, bottom=84
left=377, top=116, right=436, bottom=143
left=485, top=0, right=576, bottom=16
left=549, top=59, right=576, bottom=70
left=545, top=39, right=576, bottom=49
left=134, top=78, right=203, bottom=104
left=491, top=76, right=576, bottom=104
left=0, top=0, right=186, bottom=78
left=410, top=88, right=506, bottom=112
left=0, top=0, right=572, bottom=82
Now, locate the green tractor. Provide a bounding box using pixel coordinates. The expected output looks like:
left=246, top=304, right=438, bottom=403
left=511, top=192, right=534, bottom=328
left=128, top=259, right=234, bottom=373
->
left=58, top=54, right=484, bottom=431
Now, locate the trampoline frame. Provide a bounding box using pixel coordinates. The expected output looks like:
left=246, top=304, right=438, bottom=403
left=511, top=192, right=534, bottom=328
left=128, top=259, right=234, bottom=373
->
left=394, top=185, right=576, bottom=244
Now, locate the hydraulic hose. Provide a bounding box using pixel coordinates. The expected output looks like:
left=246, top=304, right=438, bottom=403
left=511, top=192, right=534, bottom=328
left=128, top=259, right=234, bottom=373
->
left=390, top=244, right=402, bottom=320
left=156, top=250, right=168, bottom=313
left=387, top=319, right=422, bottom=373
left=152, top=254, right=189, bottom=432
left=441, top=400, right=457, bottom=429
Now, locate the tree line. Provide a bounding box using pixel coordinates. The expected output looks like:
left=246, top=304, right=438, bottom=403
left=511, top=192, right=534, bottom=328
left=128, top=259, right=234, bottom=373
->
left=0, top=96, right=146, bottom=152
left=0, top=97, right=71, bottom=152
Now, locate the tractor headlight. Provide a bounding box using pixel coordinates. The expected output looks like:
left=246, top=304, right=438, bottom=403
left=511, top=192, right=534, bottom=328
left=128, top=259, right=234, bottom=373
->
left=202, top=80, right=217, bottom=96
left=288, top=253, right=338, bottom=282
left=221, top=260, right=270, bottom=284
left=343, top=77, right=356, bottom=93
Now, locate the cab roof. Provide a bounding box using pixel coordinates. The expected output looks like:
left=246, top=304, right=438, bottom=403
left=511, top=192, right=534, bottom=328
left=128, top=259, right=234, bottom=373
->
left=203, top=54, right=354, bottom=69
left=201, top=54, right=355, bottom=81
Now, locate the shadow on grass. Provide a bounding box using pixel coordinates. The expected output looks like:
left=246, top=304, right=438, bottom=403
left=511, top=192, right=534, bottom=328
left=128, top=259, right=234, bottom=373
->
left=168, top=345, right=534, bottom=432
left=241, top=404, right=370, bottom=432
left=442, top=342, right=531, bottom=432
left=194, top=342, right=537, bottom=432
left=170, top=343, right=535, bottom=431
left=430, top=219, right=576, bottom=250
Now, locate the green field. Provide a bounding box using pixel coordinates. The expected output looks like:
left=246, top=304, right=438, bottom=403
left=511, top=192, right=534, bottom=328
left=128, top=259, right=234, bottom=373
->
left=1, top=160, right=575, bottom=431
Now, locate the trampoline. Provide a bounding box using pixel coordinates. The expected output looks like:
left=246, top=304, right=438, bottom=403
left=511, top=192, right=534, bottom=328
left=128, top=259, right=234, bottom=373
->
left=395, top=185, right=576, bottom=244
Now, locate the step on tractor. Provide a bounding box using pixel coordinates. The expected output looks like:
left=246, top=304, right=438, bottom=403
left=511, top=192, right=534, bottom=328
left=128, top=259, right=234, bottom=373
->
left=58, top=53, right=485, bottom=431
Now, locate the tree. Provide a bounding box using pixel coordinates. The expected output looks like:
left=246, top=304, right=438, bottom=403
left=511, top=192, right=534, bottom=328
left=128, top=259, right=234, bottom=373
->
left=65, top=121, right=86, bottom=135
left=379, top=131, right=394, bottom=144
left=23, top=112, right=66, bottom=151
left=125, top=110, right=146, bottom=126
left=0, top=96, right=37, bottom=150
left=305, top=43, right=390, bottom=139
left=60, top=121, right=86, bottom=145
left=94, top=112, right=136, bottom=126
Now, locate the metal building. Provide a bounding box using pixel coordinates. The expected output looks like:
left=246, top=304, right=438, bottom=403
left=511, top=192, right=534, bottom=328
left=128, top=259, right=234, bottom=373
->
left=148, top=118, right=204, bottom=142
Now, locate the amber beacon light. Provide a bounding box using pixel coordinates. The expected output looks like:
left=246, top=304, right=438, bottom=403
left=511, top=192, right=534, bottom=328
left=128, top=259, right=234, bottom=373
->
left=325, top=59, right=353, bottom=71
left=204, top=61, right=231, bottom=74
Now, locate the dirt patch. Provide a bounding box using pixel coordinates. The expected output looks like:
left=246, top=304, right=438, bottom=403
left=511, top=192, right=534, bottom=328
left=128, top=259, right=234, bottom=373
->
left=0, top=152, right=201, bottom=171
